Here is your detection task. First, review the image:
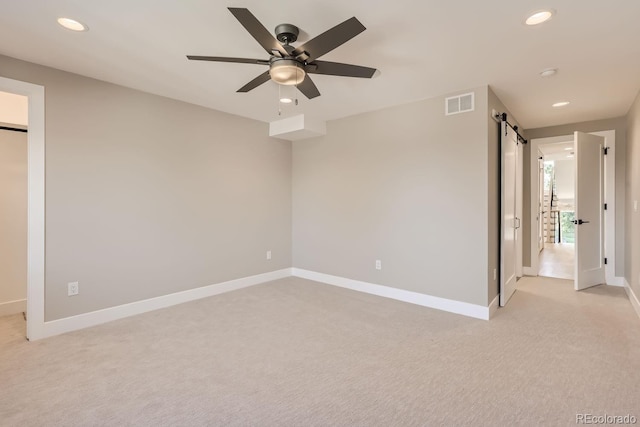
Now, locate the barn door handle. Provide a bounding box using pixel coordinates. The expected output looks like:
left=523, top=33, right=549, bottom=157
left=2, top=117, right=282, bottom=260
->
left=574, top=219, right=590, bottom=225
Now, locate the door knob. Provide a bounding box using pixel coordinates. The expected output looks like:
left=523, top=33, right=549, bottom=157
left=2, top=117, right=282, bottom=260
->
left=574, top=219, right=590, bottom=225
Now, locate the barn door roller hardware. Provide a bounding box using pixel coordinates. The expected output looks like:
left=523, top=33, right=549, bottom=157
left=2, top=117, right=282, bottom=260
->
left=498, top=113, right=527, bottom=144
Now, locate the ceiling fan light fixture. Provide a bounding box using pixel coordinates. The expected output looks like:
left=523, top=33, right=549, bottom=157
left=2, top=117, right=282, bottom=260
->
left=270, top=59, right=305, bottom=86
left=280, top=97, right=293, bottom=104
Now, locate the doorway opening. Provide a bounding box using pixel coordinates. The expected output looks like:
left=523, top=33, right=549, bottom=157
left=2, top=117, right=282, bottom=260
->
left=538, top=142, right=575, bottom=280
left=0, top=76, right=45, bottom=341
left=529, top=130, right=618, bottom=291
left=0, top=91, right=28, bottom=340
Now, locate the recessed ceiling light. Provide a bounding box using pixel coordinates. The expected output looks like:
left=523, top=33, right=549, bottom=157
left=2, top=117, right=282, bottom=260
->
left=552, top=101, right=570, bottom=108
left=525, top=10, right=555, bottom=26
left=564, top=147, right=572, bottom=151
left=57, top=17, right=88, bottom=32
left=540, top=68, right=558, bottom=77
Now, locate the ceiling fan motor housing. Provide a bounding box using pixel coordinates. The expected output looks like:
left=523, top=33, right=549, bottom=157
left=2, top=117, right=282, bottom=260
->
left=275, top=23, right=299, bottom=44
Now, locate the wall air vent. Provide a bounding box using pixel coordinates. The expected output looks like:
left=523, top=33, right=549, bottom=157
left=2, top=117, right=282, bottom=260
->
left=445, top=92, right=475, bottom=116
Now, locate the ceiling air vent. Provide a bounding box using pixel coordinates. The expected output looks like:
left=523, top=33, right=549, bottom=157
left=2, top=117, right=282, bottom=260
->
left=445, top=92, right=475, bottom=116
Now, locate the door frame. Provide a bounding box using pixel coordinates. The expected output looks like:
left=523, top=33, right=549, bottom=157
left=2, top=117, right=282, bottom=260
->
left=0, top=76, right=45, bottom=340
left=528, top=130, right=619, bottom=286
left=537, top=153, right=545, bottom=253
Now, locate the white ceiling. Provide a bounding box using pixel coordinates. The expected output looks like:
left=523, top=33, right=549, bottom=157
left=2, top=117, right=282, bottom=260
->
left=539, top=141, right=573, bottom=161
left=0, top=1, right=639, bottom=128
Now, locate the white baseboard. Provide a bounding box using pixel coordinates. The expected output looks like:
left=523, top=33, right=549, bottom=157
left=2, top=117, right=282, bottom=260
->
left=488, top=295, right=499, bottom=319
left=0, top=299, right=26, bottom=317
left=607, top=276, right=625, bottom=287
left=40, top=268, right=292, bottom=340
left=523, top=267, right=537, bottom=276
left=624, top=279, right=640, bottom=321
left=292, top=268, right=491, bottom=320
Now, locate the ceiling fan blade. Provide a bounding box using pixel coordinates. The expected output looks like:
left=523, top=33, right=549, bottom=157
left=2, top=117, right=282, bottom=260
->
left=296, top=76, right=321, bottom=99
left=187, top=56, right=269, bottom=65
left=306, top=60, right=377, bottom=78
left=228, top=8, right=288, bottom=57
left=237, top=71, right=272, bottom=93
left=292, top=17, right=366, bottom=62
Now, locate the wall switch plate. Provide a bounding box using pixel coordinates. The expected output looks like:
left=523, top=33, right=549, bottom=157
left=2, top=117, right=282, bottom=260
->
left=68, top=282, right=79, bottom=296
left=375, top=260, right=382, bottom=270
left=635, top=200, right=638, bottom=212
left=266, top=250, right=272, bottom=260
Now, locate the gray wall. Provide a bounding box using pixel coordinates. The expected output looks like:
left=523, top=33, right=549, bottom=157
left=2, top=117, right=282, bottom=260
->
left=0, top=54, right=292, bottom=321
left=524, top=117, right=626, bottom=276
left=0, top=127, right=27, bottom=308
left=626, top=90, right=640, bottom=297
left=293, top=86, right=490, bottom=306
left=487, top=87, right=523, bottom=303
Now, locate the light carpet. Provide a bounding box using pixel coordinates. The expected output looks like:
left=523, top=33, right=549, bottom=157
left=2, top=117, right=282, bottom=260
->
left=1, top=276, right=639, bottom=426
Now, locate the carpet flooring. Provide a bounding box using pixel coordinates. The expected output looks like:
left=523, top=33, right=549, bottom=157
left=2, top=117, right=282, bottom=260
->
left=1, top=276, right=639, bottom=426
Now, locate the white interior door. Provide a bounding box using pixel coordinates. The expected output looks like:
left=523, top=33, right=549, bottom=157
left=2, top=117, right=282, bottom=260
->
left=500, top=123, right=519, bottom=306
left=574, top=131, right=605, bottom=290
left=516, top=141, right=523, bottom=277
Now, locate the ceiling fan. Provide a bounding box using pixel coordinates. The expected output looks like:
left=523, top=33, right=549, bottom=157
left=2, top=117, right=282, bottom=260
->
left=187, top=7, right=378, bottom=99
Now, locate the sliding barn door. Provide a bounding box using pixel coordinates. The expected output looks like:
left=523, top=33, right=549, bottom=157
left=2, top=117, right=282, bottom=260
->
left=500, top=122, right=520, bottom=306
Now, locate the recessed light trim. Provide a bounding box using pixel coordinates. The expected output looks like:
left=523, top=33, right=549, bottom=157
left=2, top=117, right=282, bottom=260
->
left=57, top=17, right=88, bottom=32
left=525, top=9, right=555, bottom=26
left=552, top=101, right=570, bottom=108
left=564, top=147, right=572, bottom=151
left=540, top=68, right=558, bottom=78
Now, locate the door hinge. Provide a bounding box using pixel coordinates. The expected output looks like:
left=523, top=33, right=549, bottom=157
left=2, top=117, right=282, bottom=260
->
left=604, top=147, right=609, bottom=155
left=604, top=257, right=608, bottom=265
left=604, top=203, right=608, bottom=210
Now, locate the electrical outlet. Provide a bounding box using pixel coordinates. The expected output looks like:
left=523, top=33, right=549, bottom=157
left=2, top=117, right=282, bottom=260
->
left=67, top=282, right=79, bottom=296
left=375, top=260, right=382, bottom=270
left=266, top=250, right=272, bottom=260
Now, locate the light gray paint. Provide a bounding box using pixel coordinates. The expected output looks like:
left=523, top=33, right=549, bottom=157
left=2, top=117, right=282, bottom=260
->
left=524, top=118, right=626, bottom=276
left=0, top=54, right=292, bottom=321
left=487, top=87, right=524, bottom=303
left=0, top=128, right=27, bottom=305
left=293, top=87, right=490, bottom=306
left=626, top=90, right=640, bottom=296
